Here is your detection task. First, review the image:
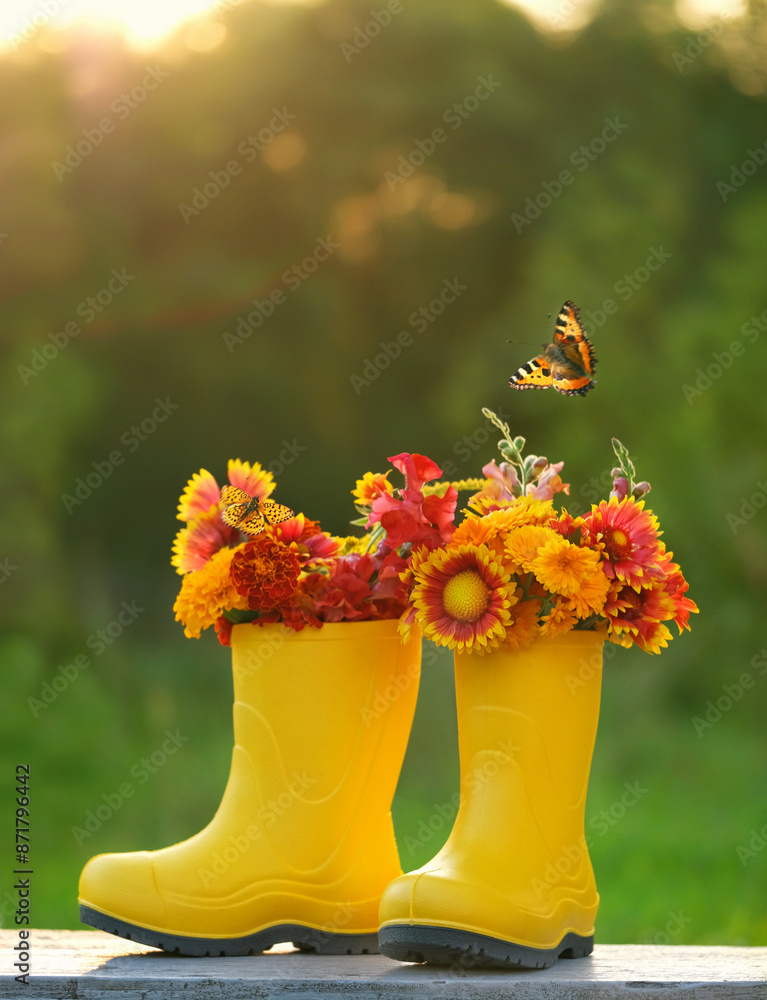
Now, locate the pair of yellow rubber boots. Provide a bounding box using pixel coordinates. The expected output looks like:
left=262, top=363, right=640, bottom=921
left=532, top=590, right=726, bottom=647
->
left=79, top=623, right=603, bottom=970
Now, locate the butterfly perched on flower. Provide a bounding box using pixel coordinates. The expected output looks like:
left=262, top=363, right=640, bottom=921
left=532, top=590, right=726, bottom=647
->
left=508, top=300, right=597, bottom=396
left=219, top=485, right=294, bottom=536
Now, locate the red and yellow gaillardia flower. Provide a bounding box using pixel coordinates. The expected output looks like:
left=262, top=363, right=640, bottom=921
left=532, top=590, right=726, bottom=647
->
left=407, top=544, right=513, bottom=654
left=581, top=496, right=661, bottom=590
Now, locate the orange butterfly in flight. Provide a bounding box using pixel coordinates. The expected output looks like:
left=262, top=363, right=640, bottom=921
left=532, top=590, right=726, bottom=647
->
left=219, top=485, right=294, bottom=536
left=508, top=300, right=597, bottom=397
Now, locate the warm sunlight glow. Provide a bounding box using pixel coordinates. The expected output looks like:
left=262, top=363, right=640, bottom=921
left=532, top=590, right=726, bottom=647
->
left=1, top=0, right=235, bottom=51
left=498, top=0, right=744, bottom=33
left=675, top=0, right=746, bottom=29
left=495, top=0, right=602, bottom=33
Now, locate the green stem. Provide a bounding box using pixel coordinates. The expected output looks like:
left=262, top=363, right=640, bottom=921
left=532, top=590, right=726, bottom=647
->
left=362, top=522, right=386, bottom=554
left=482, top=407, right=528, bottom=493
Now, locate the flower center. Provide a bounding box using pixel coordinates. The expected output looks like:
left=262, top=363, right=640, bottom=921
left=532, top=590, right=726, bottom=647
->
left=603, top=526, right=632, bottom=559
left=442, top=569, right=491, bottom=622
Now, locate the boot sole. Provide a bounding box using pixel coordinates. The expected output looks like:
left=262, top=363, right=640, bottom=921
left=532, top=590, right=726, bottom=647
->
left=79, top=904, right=379, bottom=957
left=378, top=923, right=593, bottom=970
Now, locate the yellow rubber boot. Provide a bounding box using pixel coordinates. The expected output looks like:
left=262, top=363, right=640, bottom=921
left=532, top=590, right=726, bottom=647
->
left=79, top=620, right=420, bottom=956
left=379, top=631, right=602, bottom=970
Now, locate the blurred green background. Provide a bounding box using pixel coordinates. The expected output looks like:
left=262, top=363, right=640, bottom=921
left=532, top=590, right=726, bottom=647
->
left=1, top=0, right=766, bottom=945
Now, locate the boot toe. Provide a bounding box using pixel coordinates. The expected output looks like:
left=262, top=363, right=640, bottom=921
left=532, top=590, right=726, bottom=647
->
left=79, top=851, right=167, bottom=930
left=380, top=863, right=596, bottom=951
left=379, top=869, right=420, bottom=924
left=380, top=866, right=470, bottom=930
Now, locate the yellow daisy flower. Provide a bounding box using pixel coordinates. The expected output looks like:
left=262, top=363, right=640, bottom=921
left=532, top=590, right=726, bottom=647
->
left=505, top=524, right=559, bottom=573
left=531, top=535, right=603, bottom=598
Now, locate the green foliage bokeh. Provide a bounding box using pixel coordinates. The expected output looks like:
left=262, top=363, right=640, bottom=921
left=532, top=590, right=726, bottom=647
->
left=1, top=0, right=766, bottom=943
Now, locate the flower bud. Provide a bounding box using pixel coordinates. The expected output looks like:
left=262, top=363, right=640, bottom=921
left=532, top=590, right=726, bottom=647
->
left=632, top=481, right=651, bottom=498
left=610, top=476, right=629, bottom=500
left=532, top=456, right=549, bottom=474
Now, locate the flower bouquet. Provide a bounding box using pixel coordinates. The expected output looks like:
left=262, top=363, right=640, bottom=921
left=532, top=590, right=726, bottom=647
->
left=171, top=454, right=458, bottom=645
left=171, top=414, right=696, bottom=655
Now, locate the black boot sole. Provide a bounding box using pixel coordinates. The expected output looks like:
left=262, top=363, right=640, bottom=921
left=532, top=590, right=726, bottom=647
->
left=378, top=923, right=593, bottom=970
left=79, top=903, right=379, bottom=956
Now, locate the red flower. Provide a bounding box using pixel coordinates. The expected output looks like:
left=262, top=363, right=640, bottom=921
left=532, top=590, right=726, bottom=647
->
left=281, top=573, right=326, bottom=631
left=368, top=453, right=457, bottom=552
left=313, top=554, right=376, bottom=622
left=372, top=546, right=409, bottom=602
left=230, top=537, right=300, bottom=611
left=388, top=452, right=443, bottom=491
left=214, top=615, right=235, bottom=647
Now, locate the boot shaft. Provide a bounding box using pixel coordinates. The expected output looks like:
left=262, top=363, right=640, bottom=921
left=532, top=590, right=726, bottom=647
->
left=454, top=631, right=603, bottom=814
left=449, top=632, right=603, bottom=898
left=229, top=620, right=421, bottom=870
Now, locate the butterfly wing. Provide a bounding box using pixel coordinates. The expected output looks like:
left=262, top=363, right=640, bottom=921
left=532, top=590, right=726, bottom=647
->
left=261, top=500, right=295, bottom=525
left=238, top=509, right=266, bottom=535
left=220, top=485, right=254, bottom=528
left=221, top=502, right=249, bottom=528
left=549, top=300, right=597, bottom=396
left=508, top=354, right=554, bottom=391
left=220, top=485, right=251, bottom=507
left=551, top=371, right=596, bottom=396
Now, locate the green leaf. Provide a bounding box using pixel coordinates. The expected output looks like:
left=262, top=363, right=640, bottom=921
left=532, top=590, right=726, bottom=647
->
left=611, top=437, right=637, bottom=488
left=223, top=608, right=258, bottom=624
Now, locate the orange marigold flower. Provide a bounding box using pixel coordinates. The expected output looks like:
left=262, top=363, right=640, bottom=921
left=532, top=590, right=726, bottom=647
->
left=505, top=524, right=559, bottom=573
left=173, top=547, right=249, bottom=639
left=503, top=495, right=556, bottom=527
left=230, top=537, right=301, bottom=611
left=411, top=544, right=513, bottom=654
left=531, top=535, right=603, bottom=598
left=505, top=592, right=541, bottom=651
left=564, top=567, right=611, bottom=619
left=540, top=600, right=579, bottom=638
left=468, top=493, right=555, bottom=525
left=352, top=471, right=393, bottom=506
left=451, top=512, right=507, bottom=562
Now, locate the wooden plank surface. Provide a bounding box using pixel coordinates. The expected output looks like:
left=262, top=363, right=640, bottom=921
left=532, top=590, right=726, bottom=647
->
left=0, top=930, right=765, bottom=1000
